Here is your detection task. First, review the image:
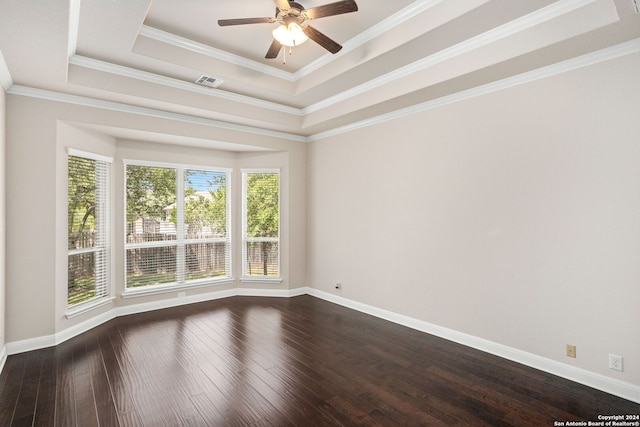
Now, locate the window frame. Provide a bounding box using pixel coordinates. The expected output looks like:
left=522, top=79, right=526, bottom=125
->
left=123, top=160, right=233, bottom=297
left=241, top=168, right=281, bottom=283
left=66, top=148, right=112, bottom=314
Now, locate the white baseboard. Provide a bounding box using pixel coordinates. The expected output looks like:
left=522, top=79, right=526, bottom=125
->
left=4, top=286, right=639, bottom=404
left=0, top=345, right=6, bottom=374
left=4, top=287, right=304, bottom=356
left=306, top=288, right=640, bottom=404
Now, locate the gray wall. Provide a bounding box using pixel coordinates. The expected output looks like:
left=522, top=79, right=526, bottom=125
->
left=307, top=53, right=640, bottom=385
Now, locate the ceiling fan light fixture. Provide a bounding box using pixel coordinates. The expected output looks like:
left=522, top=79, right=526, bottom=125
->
left=272, top=22, right=308, bottom=47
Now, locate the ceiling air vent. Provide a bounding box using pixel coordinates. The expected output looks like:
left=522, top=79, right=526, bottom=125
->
left=194, top=75, right=223, bottom=88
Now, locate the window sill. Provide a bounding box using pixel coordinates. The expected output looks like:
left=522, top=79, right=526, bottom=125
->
left=240, top=276, right=282, bottom=284
left=122, top=278, right=234, bottom=299
left=66, top=297, right=116, bottom=319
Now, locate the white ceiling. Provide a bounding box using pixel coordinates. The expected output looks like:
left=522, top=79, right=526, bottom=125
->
left=1, top=0, right=639, bottom=146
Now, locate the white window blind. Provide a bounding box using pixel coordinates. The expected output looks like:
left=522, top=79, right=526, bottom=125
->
left=67, top=152, right=111, bottom=307
left=242, top=170, right=280, bottom=279
left=125, top=163, right=231, bottom=290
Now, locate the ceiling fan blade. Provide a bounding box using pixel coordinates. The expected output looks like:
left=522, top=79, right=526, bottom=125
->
left=265, top=39, right=283, bottom=59
left=218, top=17, right=276, bottom=26
left=304, top=0, right=358, bottom=20
left=274, top=0, right=290, bottom=10
left=303, top=25, right=342, bottom=54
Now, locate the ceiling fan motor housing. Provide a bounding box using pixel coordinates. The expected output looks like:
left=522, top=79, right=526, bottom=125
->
left=276, top=1, right=307, bottom=26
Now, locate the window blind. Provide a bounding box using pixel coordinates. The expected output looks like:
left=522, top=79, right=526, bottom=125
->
left=242, top=170, right=280, bottom=278
left=67, top=153, right=110, bottom=307
left=125, top=163, right=231, bottom=289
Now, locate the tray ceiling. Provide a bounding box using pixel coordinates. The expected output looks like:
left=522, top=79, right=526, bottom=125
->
left=1, top=0, right=639, bottom=143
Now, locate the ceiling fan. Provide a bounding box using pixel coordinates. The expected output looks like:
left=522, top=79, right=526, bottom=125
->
left=218, top=0, right=358, bottom=61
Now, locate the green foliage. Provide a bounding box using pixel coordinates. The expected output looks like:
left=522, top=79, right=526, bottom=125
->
left=182, top=171, right=227, bottom=234
left=246, top=173, right=279, bottom=238
left=126, top=165, right=177, bottom=222
left=245, top=173, right=279, bottom=276
left=68, top=156, right=96, bottom=250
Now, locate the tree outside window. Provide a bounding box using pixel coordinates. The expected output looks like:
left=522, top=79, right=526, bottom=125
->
left=243, top=171, right=280, bottom=278
left=67, top=153, right=110, bottom=307
left=125, top=163, right=231, bottom=289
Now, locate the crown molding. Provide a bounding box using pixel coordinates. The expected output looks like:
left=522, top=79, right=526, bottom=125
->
left=7, top=85, right=308, bottom=142
left=140, top=0, right=447, bottom=83
left=8, top=38, right=639, bottom=145
left=139, top=25, right=297, bottom=82
left=0, top=50, right=13, bottom=90
left=69, top=55, right=303, bottom=116
left=294, top=0, right=445, bottom=78
left=308, top=37, right=640, bottom=141
left=67, top=0, right=80, bottom=61
left=303, top=0, right=607, bottom=115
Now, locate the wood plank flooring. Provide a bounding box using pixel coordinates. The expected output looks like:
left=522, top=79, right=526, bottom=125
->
left=0, top=295, right=637, bottom=426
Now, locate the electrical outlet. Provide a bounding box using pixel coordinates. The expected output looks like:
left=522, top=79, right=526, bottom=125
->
left=334, top=282, right=342, bottom=291
left=566, top=344, right=576, bottom=358
left=609, top=354, right=623, bottom=371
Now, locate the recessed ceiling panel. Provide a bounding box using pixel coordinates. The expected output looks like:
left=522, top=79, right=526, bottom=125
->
left=143, top=0, right=415, bottom=72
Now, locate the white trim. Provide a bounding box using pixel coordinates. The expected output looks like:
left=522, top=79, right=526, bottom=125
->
left=241, top=170, right=281, bottom=279
left=123, top=161, right=233, bottom=290
left=6, top=85, right=308, bottom=143
left=2, top=288, right=638, bottom=403
left=240, top=276, right=283, bottom=283
left=306, top=288, right=640, bottom=404
left=66, top=296, right=116, bottom=319
left=294, top=0, right=446, bottom=78
left=123, top=158, right=233, bottom=172
left=69, top=55, right=303, bottom=116
left=302, top=0, right=604, bottom=115
left=0, top=50, right=13, bottom=90
left=237, top=287, right=290, bottom=297
left=140, top=0, right=449, bottom=82
left=0, top=346, right=7, bottom=375
left=4, top=287, right=305, bottom=355
left=122, top=279, right=234, bottom=298
left=116, top=288, right=238, bottom=317
left=6, top=334, right=57, bottom=356
left=67, top=147, right=114, bottom=163
left=240, top=167, right=281, bottom=174
left=6, top=39, right=640, bottom=144
left=308, top=38, right=640, bottom=141
left=67, top=0, right=80, bottom=61
left=139, top=26, right=297, bottom=82
left=57, top=308, right=116, bottom=345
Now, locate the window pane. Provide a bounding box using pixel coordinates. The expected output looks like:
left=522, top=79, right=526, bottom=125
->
left=68, top=154, right=109, bottom=308
left=184, top=169, right=227, bottom=240
left=245, top=173, right=279, bottom=238
left=125, top=163, right=231, bottom=289
left=68, top=252, right=96, bottom=305
left=126, top=246, right=177, bottom=288
left=126, top=165, right=177, bottom=242
left=185, top=242, right=229, bottom=281
left=245, top=241, right=279, bottom=277
left=68, top=156, right=96, bottom=250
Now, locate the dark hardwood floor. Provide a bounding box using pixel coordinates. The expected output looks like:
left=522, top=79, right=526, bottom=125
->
left=0, top=295, right=637, bottom=426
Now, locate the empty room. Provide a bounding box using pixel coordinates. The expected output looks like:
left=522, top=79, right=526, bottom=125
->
left=0, top=0, right=639, bottom=425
